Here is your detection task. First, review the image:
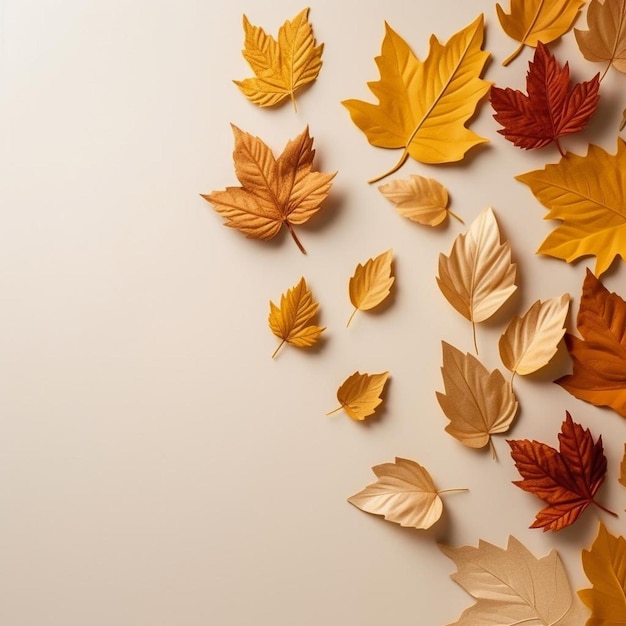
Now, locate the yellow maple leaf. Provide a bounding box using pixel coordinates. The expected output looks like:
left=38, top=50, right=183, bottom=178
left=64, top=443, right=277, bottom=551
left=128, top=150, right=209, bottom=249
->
left=342, top=15, right=490, bottom=183
left=347, top=250, right=394, bottom=327
left=517, top=139, right=626, bottom=276
left=233, top=8, right=323, bottom=111
left=328, top=371, right=389, bottom=420
left=202, top=125, right=336, bottom=254
left=496, top=0, right=584, bottom=66
left=268, top=277, right=325, bottom=358
left=579, top=523, right=626, bottom=623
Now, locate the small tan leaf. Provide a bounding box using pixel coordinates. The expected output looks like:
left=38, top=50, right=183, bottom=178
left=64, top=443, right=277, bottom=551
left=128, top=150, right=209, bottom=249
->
left=436, top=342, right=518, bottom=455
left=329, top=371, right=389, bottom=420
left=378, top=175, right=456, bottom=226
left=268, top=277, right=325, bottom=358
left=348, top=457, right=465, bottom=529
left=499, top=294, right=570, bottom=375
left=347, top=250, right=394, bottom=326
left=620, top=444, right=626, bottom=487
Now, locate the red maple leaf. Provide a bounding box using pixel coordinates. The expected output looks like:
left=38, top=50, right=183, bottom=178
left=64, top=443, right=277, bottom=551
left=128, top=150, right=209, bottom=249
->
left=507, top=412, right=615, bottom=532
left=490, top=42, right=600, bottom=156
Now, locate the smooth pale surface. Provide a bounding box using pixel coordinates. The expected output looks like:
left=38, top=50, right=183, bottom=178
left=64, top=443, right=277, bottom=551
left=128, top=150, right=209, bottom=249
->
left=2, top=1, right=626, bottom=625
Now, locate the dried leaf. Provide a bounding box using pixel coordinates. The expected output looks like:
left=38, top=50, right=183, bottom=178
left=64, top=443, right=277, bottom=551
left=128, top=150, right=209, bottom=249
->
left=202, top=125, right=336, bottom=254
left=342, top=15, right=490, bottom=182
left=620, top=445, right=626, bottom=487
left=556, top=269, right=626, bottom=418
left=348, top=457, right=464, bottom=529
left=490, top=42, right=600, bottom=155
left=579, top=523, right=626, bottom=623
left=496, top=0, right=584, bottom=66
left=378, top=175, right=456, bottom=226
left=508, top=412, right=614, bottom=531
left=233, top=8, right=323, bottom=110
left=575, top=0, right=626, bottom=75
left=621, top=107, right=626, bottom=131
left=347, top=250, right=394, bottom=327
left=516, top=139, right=626, bottom=276
left=328, top=371, right=389, bottom=421
left=441, top=536, right=584, bottom=625
left=499, top=294, right=569, bottom=376
left=268, top=277, right=325, bottom=358
left=436, top=342, right=518, bottom=455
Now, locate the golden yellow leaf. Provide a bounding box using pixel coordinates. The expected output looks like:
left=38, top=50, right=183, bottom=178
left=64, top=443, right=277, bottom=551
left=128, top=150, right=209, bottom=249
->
left=575, top=0, right=626, bottom=77
left=328, top=371, right=389, bottom=420
left=441, top=536, right=586, bottom=625
left=268, top=277, right=325, bottom=358
left=517, top=140, right=626, bottom=276
left=233, top=8, right=323, bottom=111
left=436, top=342, right=518, bottom=456
left=342, top=15, right=490, bottom=183
left=579, top=523, right=626, bottom=623
left=499, top=294, right=570, bottom=376
left=620, top=444, right=626, bottom=488
left=348, top=457, right=466, bottom=529
left=437, top=207, right=517, bottom=350
left=496, top=0, right=584, bottom=66
left=378, top=175, right=461, bottom=226
left=347, top=250, right=394, bottom=327
left=202, top=125, right=336, bottom=254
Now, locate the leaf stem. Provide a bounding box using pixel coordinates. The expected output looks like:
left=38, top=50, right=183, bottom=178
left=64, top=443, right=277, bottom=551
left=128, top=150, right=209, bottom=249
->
left=448, top=210, right=464, bottom=224
left=368, top=150, right=409, bottom=184
left=326, top=406, right=343, bottom=416
left=554, top=137, right=565, bottom=158
left=290, top=90, right=298, bottom=113
left=285, top=222, right=307, bottom=254
left=600, top=61, right=611, bottom=83
left=346, top=307, right=358, bottom=327
left=272, top=340, right=285, bottom=359
left=502, top=42, right=524, bottom=67
left=489, top=438, right=498, bottom=461
left=593, top=499, right=618, bottom=518
left=472, top=321, right=478, bottom=355
left=437, top=488, right=469, bottom=496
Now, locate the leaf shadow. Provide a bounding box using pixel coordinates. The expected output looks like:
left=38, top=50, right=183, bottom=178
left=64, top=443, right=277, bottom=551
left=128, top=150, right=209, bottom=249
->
left=298, top=186, right=346, bottom=236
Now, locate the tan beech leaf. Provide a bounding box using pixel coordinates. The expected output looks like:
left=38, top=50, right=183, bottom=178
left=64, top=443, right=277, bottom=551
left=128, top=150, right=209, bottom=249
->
left=620, top=444, right=626, bottom=487
left=441, top=536, right=585, bottom=625
left=347, top=250, right=394, bottom=327
left=348, top=457, right=466, bottom=529
left=436, top=342, right=518, bottom=456
left=328, top=371, right=389, bottom=420
left=437, top=207, right=517, bottom=348
left=499, top=294, right=570, bottom=376
left=378, top=175, right=459, bottom=226
left=268, top=277, right=325, bottom=358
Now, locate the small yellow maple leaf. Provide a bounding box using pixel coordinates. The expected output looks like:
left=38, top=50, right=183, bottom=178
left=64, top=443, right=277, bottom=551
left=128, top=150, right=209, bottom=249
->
left=497, top=0, right=584, bottom=66
left=268, top=277, right=325, bottom=358
left=233, top=8, right=323, bottom=111
left=328, top=371, right=389, bottom=420
left=347, top=250, right=394, bottom=327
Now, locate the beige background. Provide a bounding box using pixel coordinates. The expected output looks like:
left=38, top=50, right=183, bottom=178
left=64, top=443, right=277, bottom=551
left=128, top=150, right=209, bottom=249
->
left=2, top=0, right=625, bottom=624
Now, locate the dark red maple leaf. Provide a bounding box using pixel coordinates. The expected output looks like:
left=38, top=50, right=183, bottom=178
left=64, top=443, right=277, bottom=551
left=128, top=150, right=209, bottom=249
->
left=507, top=412, right=615, bottom=532
left=490, top=42, right=600, bottom=156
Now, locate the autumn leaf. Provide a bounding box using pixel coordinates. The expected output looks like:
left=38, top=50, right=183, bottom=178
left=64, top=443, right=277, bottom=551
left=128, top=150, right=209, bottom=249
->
left=202, top=125, right=336, bottom=254
left=620, top=445, right=626, bottom=487
left=342, top=15, right=490, bottom=183
left=436, top=342, right=518, bottom=457
left=496, top=0, right=585, bottom=66
left=441, top=536, right=585, bottom=625
left=579, top=523, right=626, bottom=624
left=348, top=457, right=466, bottom=529
left=490, top=42, right=600, bottom=156
left=516, top=139, right=626, bottom=276
left=499, top=294, right=569, bottom=376
left=233, top=8, right=323, bottom=111
left=268, top=277, right=325, bottom=358
left=347, top=250, right=394, bottom=327
left=508, top=412, right=615, bottom=531
left=378, top=175, right=461, bottom=226
left=575, top=0, right=626, bottom=79
left=437, top=207, right=517, bottom=351
left=556, top=269, right=626, bottom=418
left=328, top=371, right=389, bottom=420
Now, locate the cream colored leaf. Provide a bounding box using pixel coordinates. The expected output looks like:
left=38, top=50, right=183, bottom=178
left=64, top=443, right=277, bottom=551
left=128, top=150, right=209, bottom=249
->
left=347, top=250, right=394, bottom=326
left=378, top=175, right=456, bottom=226
left=499, top=294, right=570, bottom=375
left=348, top=457, right=464, bottom=529
left=436, top=342, right=518, bottom=455
left=441, top=536, right=585, bottom=625
left=268, top=277, right=325, bottom=358
left=329, top=371, right=389, bottom=420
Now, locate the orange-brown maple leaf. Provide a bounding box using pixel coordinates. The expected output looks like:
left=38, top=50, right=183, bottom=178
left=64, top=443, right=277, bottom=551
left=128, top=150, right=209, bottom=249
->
left=556, top=269, right=626, bottom=417
left=507, top=412, right=614, bottom=532
left=490, top=42, right=599, bottom=155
